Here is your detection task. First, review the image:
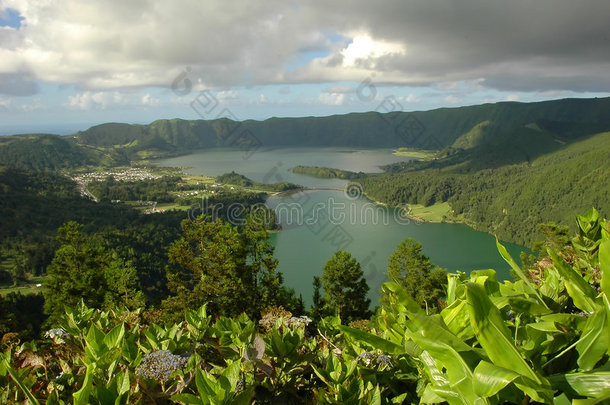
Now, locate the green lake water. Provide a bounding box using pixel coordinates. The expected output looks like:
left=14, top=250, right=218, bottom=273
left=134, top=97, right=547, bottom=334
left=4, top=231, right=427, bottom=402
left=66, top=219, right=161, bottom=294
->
left=156, top=147, right=527, bottom=305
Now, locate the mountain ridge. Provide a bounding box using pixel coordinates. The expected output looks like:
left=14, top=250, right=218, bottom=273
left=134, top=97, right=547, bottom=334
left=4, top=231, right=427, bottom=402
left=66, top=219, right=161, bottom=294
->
left=2, top=96, right=610, bottom=171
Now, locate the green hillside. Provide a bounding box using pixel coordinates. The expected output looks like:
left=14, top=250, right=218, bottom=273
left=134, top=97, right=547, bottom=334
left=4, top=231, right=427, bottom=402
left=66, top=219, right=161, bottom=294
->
left=2, top=97, right=610, bottom=171
left=360, top=131, right=610, bottom=245
left=0, top=134, right=103, bottom=171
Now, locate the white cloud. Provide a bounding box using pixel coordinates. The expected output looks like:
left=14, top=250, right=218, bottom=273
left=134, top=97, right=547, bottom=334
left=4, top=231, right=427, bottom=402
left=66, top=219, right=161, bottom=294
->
left=67, top=91, right=125, bottom=110
left=141, top=93, right=160, bottom=106
left=318, top=92, right=345, bottom=105
left=443, top=95, right=461, bottom=104
left=18, top=97, right=44, bottom=112
left=0, top=97, right=12, bottom=109
left=340, top=33, right=405, bottom=68
left=216, top=90, right=240, bottom=101
left=397, top=94, right=418, bottom=103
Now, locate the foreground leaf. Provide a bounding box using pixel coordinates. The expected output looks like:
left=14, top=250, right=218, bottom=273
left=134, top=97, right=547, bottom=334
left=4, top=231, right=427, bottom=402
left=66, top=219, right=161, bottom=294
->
left=466, top=283, right=551, bottom=402
left=472, top=361, right=519, bottom=398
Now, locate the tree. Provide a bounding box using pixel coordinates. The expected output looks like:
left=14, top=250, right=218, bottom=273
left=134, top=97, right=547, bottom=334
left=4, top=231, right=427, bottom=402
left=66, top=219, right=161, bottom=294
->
left=320, top=251, right=371, bottom=322
left=0, top=292, right=46, bottom=341
left=103, top=255, right=145, bottom=310
left=386, top=238, right=446, bottom=312
left=43, top=222, right=143, bottom=322
left=310, top=276, right=328, bottom=321
left=162, top=214, right=295, bottom=321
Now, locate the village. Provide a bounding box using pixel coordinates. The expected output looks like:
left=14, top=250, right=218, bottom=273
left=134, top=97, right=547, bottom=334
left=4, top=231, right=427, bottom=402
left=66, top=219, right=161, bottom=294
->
left=70, top=166, right=247, bottom=214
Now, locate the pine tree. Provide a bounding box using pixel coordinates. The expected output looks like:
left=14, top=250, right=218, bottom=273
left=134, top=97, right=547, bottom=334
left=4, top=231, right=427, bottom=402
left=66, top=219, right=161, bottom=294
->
left=387, top=238, right=446, bottom=312
left=162, top=214, right=294, bottom=321
left=321, top=250, right=371, bottom=322
left=43, top=222, right=143, bottom=322
left=310, top=276, right=327, bottom=321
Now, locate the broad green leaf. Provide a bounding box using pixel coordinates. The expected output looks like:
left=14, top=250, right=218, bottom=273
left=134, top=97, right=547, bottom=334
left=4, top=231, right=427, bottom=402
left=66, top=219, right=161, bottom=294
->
left=408, top=313, right=471, bottom=352
left=496, top=239, right=548, bottom=308
left=549, top=249, right=598, bottom=313
left=549, top=371, right=610, bottom=398
left=233, top=386, right=256, bottom=405
left=195, top=368, right=216, bottom=398
left=425, top=383, right=469, bottom=405
left=540, top=265, right=563, bottom=302
left=441, top=300, right=475, bottom=340
left=143, top=327, right=160, bottom=351
left=408, top=334, right=479, bottom=405
left=222, top=360, right=241, bottom=390
left=600, top=226, right=610, bottom=294
left=73, top=363, right=94, bottom=405
left=465, top=283, right=551, bottom=402
left=575, top=310, right=609, bottom=371
left=572, top=389, right=610, bottom=404
left=381, top=282, right=425, bottom=314
left=311, top=364, right=329, bottom=385
left=85, top=324, right=106, bottom=359
left=103, top=323, right=125, bottom=349
left=117, top=370, right=130, bottom=396
left=171, top=393, right=204, bottom=405
left=553, top=393, right=572, bottom=405
left=507, top=296, right=552, bottom=315
left=419, top=350, right=450, bottom=388
left=527, top=321, right=565, bottom=333
left=369, top=385, right=382, bottom=405
left=270, top=330, right=287, bottom=357
left=420, top=385, right=447, bottom=404
left=472, top=361, right=519, bottom=397
left=575, top=208, right=600, bottom=236
left=95, top=386, right=114, bottom=405
left=338, top=325, right=414, bottom=356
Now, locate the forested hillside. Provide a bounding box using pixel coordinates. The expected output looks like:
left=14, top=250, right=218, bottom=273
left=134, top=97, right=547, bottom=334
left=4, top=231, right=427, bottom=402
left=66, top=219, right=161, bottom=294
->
left=361, top=131, right=610, bottom=245
left=2, top=97, right=610, bottom=171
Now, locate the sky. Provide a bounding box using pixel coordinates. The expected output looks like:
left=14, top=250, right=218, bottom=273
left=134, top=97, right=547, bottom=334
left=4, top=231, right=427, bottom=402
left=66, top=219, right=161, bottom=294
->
left=1, top=0, right=610, bottom=135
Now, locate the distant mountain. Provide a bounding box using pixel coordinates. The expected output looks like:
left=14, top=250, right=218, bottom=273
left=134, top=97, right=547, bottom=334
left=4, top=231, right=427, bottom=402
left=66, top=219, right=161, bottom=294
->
left=2, top=96, right=610, bottom=171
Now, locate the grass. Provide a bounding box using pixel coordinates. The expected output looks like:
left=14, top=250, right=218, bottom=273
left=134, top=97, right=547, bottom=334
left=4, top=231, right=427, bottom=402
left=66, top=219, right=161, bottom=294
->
left=392, top=148, right=437, bottom=160
left=0, top=276, right=45, bottom=297
left=182, top=175, right=216, bottom=185
left=405, top=202, right=453, bottom=222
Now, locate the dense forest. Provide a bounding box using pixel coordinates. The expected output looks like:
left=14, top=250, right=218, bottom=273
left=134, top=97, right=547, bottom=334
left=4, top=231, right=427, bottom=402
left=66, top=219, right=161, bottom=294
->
left=360, top=130, right=610, bottom=246
left=289, top=166, right=364, bottom=180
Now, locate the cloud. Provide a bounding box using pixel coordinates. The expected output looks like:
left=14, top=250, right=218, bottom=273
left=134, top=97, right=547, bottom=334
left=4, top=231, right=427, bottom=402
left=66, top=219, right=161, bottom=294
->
left=1, top=0, right=609, bottom=95
left=18, top=97, right=43, bottom=112
left=0, top=96, right=11, bottom=109
left=318, top=91, right=345, bottom=105
left=324, top=85, right=354, bottom=94
left=0, top=73, right=39, bottom=96
left=67, top=91, right=125, bottom=110
left=141, top=93, right=160, bottom=106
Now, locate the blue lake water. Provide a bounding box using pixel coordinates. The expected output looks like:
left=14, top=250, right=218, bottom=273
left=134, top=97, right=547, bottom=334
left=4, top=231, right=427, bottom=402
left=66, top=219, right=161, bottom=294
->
left=157, top=147, right=527, bottom=304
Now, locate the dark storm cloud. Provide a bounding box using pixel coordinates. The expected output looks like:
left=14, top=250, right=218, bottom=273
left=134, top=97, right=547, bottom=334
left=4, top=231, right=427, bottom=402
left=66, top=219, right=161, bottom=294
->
left=298, top=0, right=610, bottom=91
left=2, top=0, right=609, bottom=93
